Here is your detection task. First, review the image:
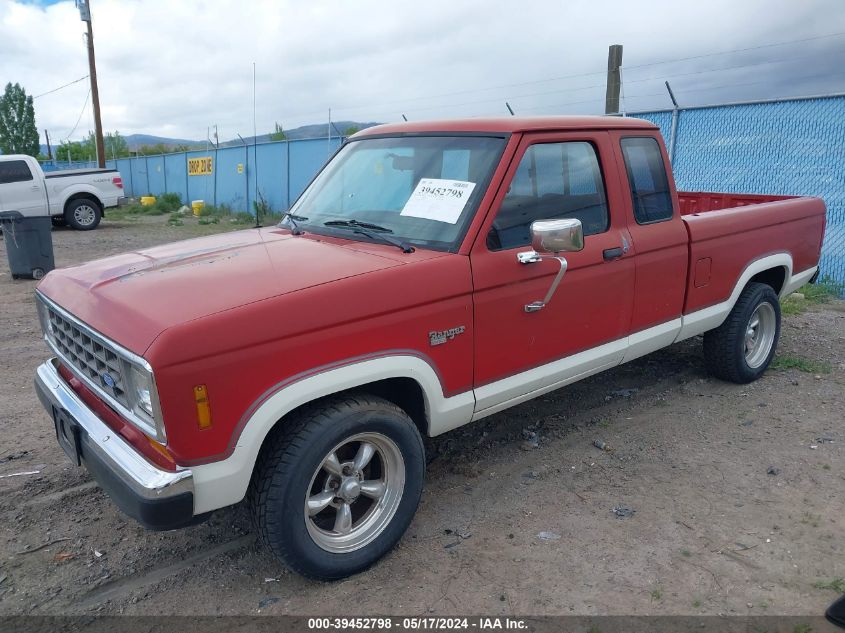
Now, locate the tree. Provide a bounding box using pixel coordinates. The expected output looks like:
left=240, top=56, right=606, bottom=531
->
left=56, top=130, right=131, bottom=162
left=56, top=137, right=93, bottom=162
left=269, top=122, right=286, bottom=141
left=0, top=82, right=40, bottom=156
left=138, top=142, right=173, bottom=155
left=104, top=131, right=130, bottom=158
left=344, top=126, right=360, bottom=136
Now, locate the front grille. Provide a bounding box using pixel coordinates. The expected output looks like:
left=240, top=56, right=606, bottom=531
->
left=45, top=305, right=130, bottom=410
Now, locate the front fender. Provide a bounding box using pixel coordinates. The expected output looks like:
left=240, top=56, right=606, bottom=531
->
left=188, top=352, right=474, bottom=514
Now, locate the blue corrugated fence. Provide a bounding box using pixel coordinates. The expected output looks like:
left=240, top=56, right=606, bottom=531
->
left=42, top=136, right=343, bottom=215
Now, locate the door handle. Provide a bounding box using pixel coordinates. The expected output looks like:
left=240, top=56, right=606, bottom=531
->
left=603, top=247, right=623, bottom=261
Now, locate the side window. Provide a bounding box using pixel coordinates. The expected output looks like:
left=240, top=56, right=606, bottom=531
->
left=488, top=142, right=609, bottom=251
left=620, top=137, right=673, bottom=224
left=0, top=160, right=34, bottom=185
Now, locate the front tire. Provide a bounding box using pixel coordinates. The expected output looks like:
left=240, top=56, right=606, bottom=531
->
left=703, top=282, right=781, bottom=383
left=65, top=198, right=102, bottom=230
left=249, top=393, right=425, bottom=580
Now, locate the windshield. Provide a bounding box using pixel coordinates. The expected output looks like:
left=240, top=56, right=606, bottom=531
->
left=287, top=135, right=506, bottom=251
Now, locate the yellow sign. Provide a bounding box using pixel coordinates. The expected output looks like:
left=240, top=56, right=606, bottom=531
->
left=188, top=156, right=213, bottom=176
left=237, top=163, right=244, bottom=174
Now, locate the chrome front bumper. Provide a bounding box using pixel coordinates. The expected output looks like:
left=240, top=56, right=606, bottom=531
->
left=35, top=358, right=197, bottom=530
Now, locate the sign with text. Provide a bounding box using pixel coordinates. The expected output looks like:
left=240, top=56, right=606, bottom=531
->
left=188, top=156, right=213, bottom=176
left=400, top=178, right=476, bottom=224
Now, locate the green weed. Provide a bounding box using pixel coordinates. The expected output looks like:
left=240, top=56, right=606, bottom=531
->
left=813, top=577, right=845, bottom=593
left=770, top=355, right=831, bottom=374
left=781, top=277, right=844, bottom=315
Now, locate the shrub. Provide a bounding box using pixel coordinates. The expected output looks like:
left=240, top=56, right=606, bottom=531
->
left=153, top=192, right=183, bottom=213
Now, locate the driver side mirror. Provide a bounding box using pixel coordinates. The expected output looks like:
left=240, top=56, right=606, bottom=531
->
left=516, top=218, right=584, bottom=313
left=531, top=218, right=584, bottom=254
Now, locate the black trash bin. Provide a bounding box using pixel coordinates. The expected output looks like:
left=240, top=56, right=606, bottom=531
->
left=0, top=211, right=55, bottom=280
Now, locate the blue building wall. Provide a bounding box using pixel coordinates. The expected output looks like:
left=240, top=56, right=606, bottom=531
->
left=633, top=94, right=845, bottom=288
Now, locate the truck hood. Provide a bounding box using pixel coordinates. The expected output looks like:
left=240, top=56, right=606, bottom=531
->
left=37, top=228, right=410, bottom=354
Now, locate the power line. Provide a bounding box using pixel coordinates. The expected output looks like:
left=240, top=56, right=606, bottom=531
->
left=34, top=75, right=89, bottom=99
left=517, top=69, right=845, bottom=114
left=632, top=69, right=845, bottom=99
left=280, top=31, right=845, bottom=121
left=624, top=31, right=845, bottom=71
left=65, top=88, right=91, bottom=141
left=401, top=52, right=830, bottom=114
left=624, top=53, right=826, bottom=86
left=318, top=54, right=836, bottom=123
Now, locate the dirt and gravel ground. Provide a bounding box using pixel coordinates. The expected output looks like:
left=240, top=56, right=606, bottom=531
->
left=0, top=214, right=842, bottom=617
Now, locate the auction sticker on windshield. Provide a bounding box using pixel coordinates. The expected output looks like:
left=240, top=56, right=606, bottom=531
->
left=400, top=178, right=476, bottom=224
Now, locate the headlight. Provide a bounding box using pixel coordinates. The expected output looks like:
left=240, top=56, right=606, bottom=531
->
left=126, top=362, right=155, bottom=418
left=36, top=299, right=56, bottom=345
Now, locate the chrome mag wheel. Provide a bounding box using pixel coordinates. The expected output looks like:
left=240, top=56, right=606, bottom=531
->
left=304, top=432, right=405, bottom=553
left=745, top=302, right=777, bottom=368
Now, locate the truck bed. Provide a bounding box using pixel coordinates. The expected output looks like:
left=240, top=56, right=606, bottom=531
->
left=44, top=167, right=117, bottom=179
left=678, top=191, right=795, bottom=215
left=679, top=192, right=826, bottom=313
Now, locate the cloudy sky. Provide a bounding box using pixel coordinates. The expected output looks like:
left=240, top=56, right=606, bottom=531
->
left=2, top=0, right=845, bottom=144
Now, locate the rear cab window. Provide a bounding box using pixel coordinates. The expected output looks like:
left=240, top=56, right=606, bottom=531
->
left=0, top=160, right=34, bottom=185
left=619, top=137, right=673, bottom=224
left=488, top=141, right=610, bottom=250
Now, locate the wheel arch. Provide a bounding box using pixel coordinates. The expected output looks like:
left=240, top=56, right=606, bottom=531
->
left=63, top=191, right=104, bottom=216
left=188, top=353, right=474, bottom=515
left=748, top=265, right=788, bottom=297
left=676, top=252, right=793, bottom=342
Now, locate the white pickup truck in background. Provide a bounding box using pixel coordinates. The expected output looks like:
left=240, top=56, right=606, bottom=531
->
left=0, top=155, right=124, bottom=230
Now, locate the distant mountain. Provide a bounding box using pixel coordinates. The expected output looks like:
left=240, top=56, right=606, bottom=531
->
left=124, top=134, right=203, bottom=150
left=37, top=121, right=380, bottom=158
left=122, top=121, right=380, bottom=150
left=217, top=121, right=380, bottom=147
left=37, top=134, right=203, bottom=157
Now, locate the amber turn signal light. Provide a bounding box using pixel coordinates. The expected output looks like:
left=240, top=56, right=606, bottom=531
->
left=194, top=385, right=212, bottom=429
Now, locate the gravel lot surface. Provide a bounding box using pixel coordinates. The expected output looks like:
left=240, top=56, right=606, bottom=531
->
left=0, top=215, right=842, bottom=617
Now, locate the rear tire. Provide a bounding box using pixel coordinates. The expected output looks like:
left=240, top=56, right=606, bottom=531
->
left=703, top=282, right=781, bottom=383
left=65, top=198, right=102, bottom=230
left=248, top=393, right=425, bottom=580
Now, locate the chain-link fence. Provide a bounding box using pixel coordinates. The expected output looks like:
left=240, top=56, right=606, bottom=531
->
left=632, top=93, right=845, bottom=291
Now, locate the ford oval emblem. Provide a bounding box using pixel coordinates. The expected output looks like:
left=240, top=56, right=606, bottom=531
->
left=101, top=372, right=116, bottom=388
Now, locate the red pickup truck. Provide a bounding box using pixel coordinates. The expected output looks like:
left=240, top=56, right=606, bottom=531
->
left=34, top=116, right=826, bottom=579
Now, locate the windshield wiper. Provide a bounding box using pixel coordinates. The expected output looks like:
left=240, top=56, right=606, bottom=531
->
left=324, top=219, right=394, bottom=233
left=324, top=220, right=415, bottom=253
left=280, top=213, right=307, bottom=235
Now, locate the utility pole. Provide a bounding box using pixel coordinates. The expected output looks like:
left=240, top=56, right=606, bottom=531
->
left=665, top=81, right=680, bottom=163
left=604, top=44, right=623, bottom=115
left=45, top=129, right=53, bottom=160
left=77, top=0, right=105, bottom=167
